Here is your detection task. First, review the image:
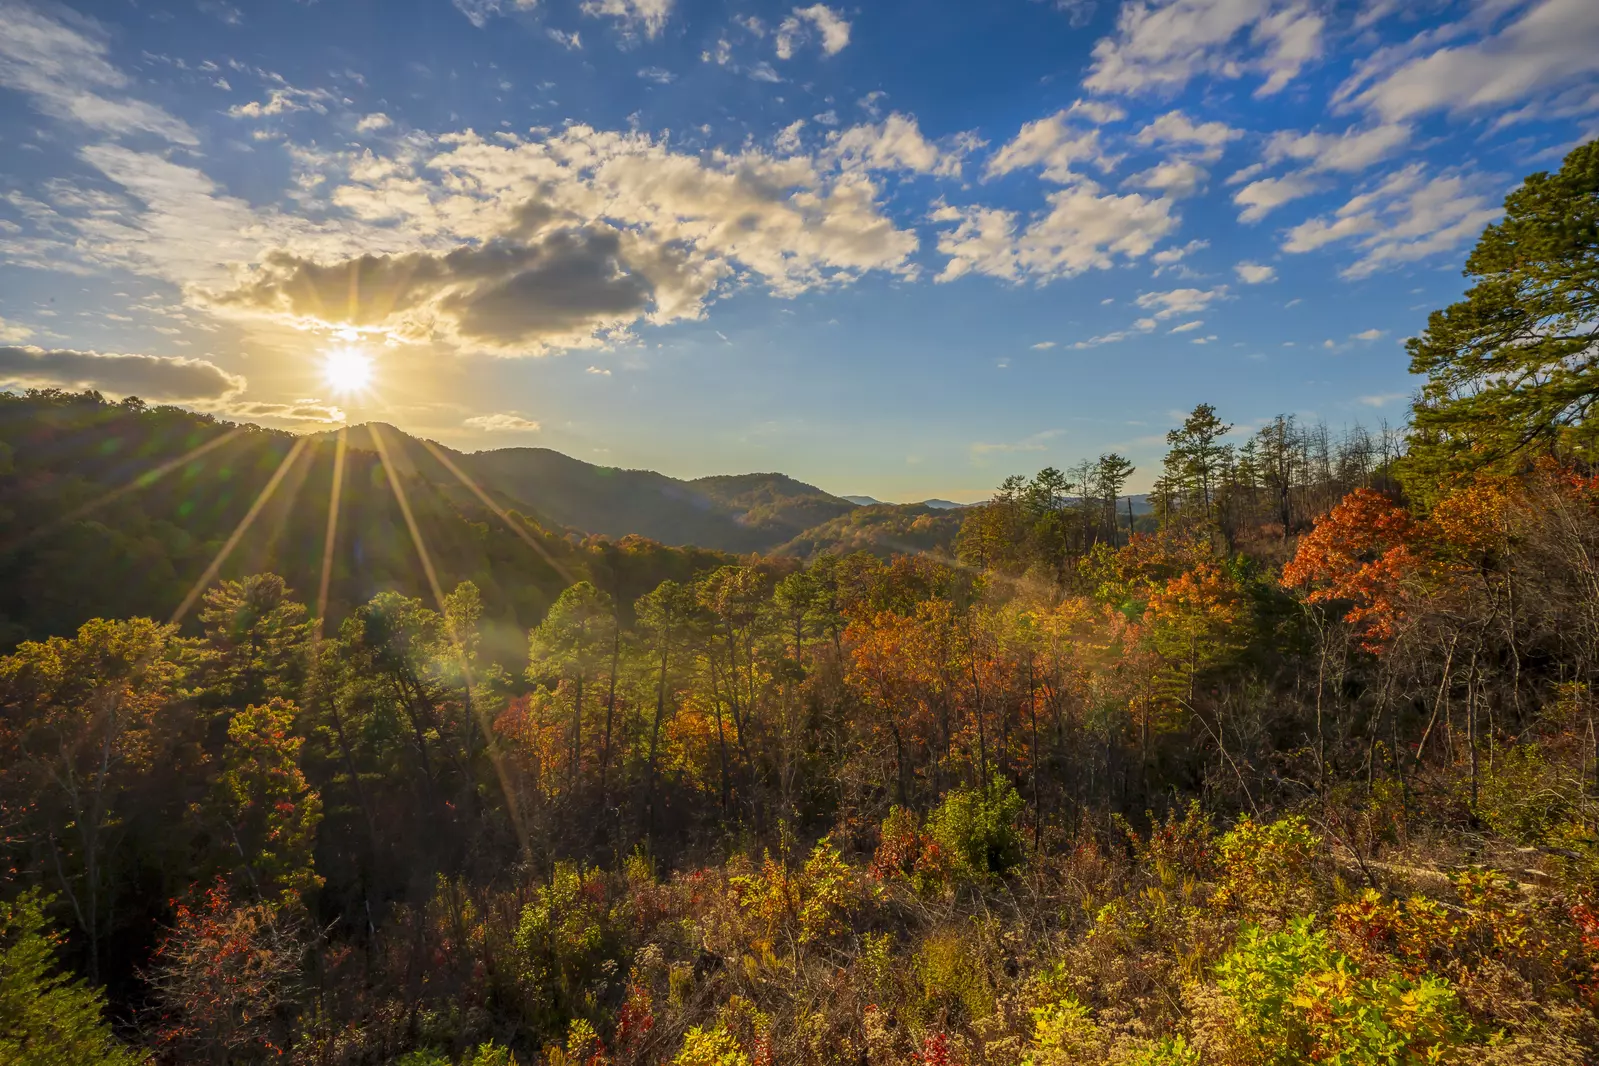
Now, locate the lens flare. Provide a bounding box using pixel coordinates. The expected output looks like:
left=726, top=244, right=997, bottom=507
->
left=323, top=346, right=375, bottom=395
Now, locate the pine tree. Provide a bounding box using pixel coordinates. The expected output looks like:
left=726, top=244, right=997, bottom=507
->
left=0, top=890, right=141, bottom=1066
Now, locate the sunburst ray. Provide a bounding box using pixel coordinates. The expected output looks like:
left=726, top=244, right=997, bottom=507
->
left=169, top=436, right=310, bottom=626
left=368, top=423, right=531, bottom=859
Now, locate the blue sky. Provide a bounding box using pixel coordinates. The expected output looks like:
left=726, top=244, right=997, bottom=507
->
left=1, top=0, right=1595, bottom=501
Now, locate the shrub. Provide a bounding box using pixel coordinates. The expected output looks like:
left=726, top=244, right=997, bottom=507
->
left=1214, top=815, right=1320, bottom=920
left=1022, top=995, right=1105, bottom=1065
left=926, top=784, right=1025, bottom=880
left=1211, top=919, right=1472, bottom=1065
left=673, top=1025, right=751, bottom=1066
left=915, top=928, right=994, bottom=1024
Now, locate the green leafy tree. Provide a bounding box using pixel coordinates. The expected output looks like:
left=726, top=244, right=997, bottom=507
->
left=0, top=618, right=177, bottom=981
left=210, top=698, right=322, bottom=904
left=1406, top=138, right=1599, bottom=493
left=0, top=889, right=142, bottom=1066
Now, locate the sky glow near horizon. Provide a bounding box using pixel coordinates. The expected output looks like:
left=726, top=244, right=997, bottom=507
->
left=0, top=0, right=1595, bottom=501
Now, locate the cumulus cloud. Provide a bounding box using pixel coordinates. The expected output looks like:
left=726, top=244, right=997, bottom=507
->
left=986, top=111, right=1113, bottom=183
left=826, top=113, right=968, bottom=176
left=1152, top=238, right=1207, bottom=266
left=1340, top=0, right=1599, bottom=123
left=1352, top=328, right=1385, bottom=341
left=1084, top=0, right=1324, bottom=98
left=464, top=412, right=542, bottom=431
left=581, top=0, right=672, bottom=40
left=934, top=183, right=1180, bottom=283
left=1281, top=163, right=1501, bottom=277
left=1262, top=122, right=1412, bottom=173
left=1234, top=171, right=1322, bottom=222
left=1133, top=110, right=1242, bottom=160
left=0, top=345, right=244, bottom=401
left=205, top=227, right=696, bottom=352
left=0, top=2, right=197, bottom=144
left=776, top=4, right=851, bottom=59
left=1234, top=261, right=1277, bottom=283
left=355, top=112, right=392, bottom=133
left=168, top=124, right=923, bottom=353
left=1129, top=157, right=1207, bottom=197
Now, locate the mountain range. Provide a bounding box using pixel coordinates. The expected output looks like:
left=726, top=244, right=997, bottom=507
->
left=0, top=394, right=969, bottom=650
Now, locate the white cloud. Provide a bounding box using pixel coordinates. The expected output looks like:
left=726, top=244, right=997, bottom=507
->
left=1281, top=163, right=1502, bottom=277
left=1351, top=327, right=1384, bottom=340
left=452, top=0, right=538, bottom=28
left=1234, top=171, right=1321, bottom=222
left=1067, top=98, right=1128, bottom=125
left=776, top=4, right=851, bottom=59
left=1152, top=237, right=1207, bottom=265
left=1135, top=285, right=1227, bottom=319
left=1357, top=391, right=1408, bottom=407
left=0, top=2, right=197, bottom=144
left=1234, top=261, right=1276, bottom=283
left=228, top=85, right=337, bottom=119
left=465, top=412, right=542, bottom=431
left=355, top=112, right=392, bottom=133
left=1168, top=319, right=1204, bottom=332
left=585, top=365, right=613, bottom=375
left=1129, top=157, right=1207, bottom=197
left=1262, top=122, right=1412, bottom=173
left=0, top=317, right=31, bottom=343
left=547, top=27, right=583, bottom=49
left=1134, top=109, right=1242, bottom=160
left=637, top=66, right=676, bottom=84
left=0, top=344, right=244, bottom=401
left=1342, top=0, right=1599, bottom=123
left=1084, top=0, right=1324, bottom=98
left=581, top=0, right=672, bottom=40
left=986, top=111, right=1113, bottom=183
left=1031, top=340, right=1057, bottom=349
left=826, top=113, right=967, bottom=177
left=173, top=124, right=921, bottom=353
left=934, top=183, right=1179, bottom=283
left=1071, top=316, right=1158, bottom=349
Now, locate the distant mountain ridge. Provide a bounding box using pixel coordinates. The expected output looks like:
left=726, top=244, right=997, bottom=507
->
left=321, top=428, right=861, bottom=554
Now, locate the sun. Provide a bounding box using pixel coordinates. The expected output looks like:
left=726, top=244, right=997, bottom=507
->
left=322, top=346, right=375, bottom=396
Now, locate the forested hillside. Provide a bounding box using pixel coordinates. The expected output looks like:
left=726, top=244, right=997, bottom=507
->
left=426, top=445, right=859, bottom=554
left=0, top=401, right=735, bottom=661
left=1, top=143, right=1598, bottom=1066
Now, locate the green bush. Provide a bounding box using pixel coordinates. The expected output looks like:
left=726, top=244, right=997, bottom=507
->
left=1212, top=919, right=1471, bottom=1065
left=926, top=784, right=1025, bottom=879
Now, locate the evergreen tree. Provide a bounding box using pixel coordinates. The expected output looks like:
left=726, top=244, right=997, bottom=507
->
left=0, top=890, right=141, bottom=1066
left=1406, top=138, right=1599, bottom=494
